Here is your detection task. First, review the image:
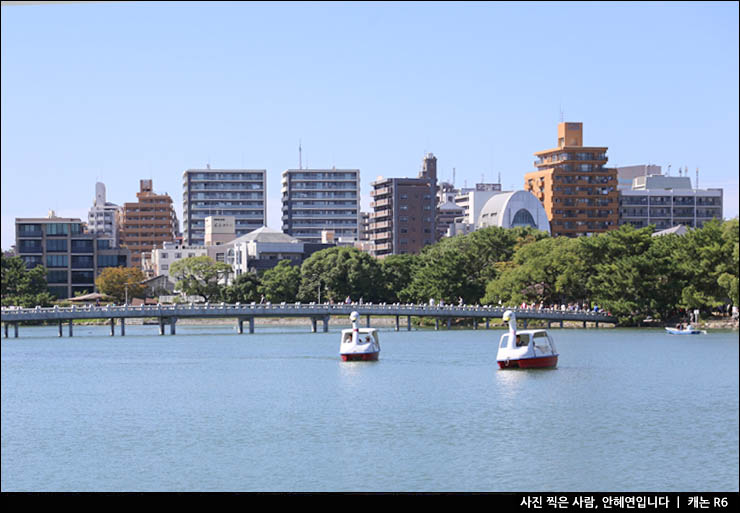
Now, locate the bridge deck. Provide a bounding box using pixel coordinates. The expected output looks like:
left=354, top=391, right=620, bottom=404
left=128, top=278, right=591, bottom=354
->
left=2, top=303, right=614, bottom=338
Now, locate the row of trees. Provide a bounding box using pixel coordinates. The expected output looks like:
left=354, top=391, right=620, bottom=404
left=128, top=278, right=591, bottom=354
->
left=165, top=219, right=738, bottom=325
left=2, top=219, right=738, bottom=325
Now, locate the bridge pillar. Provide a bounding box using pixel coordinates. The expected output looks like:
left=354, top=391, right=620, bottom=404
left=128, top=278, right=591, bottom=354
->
left=68, top=320, right=73, bottom=337
left=3, top=323, right=7, bottom=338
left=583, top=321, right=587, bottom=329
left=560, top=320, right=564, bottom=328
left=486, top=318, right=489, bottom=329
left=435, top=318, right=439, bottom=330
left=249, top=317, right=254, bottom=334
left=473, top=318, right=477, bottom=330
left=58, top=321, right=63, bottom=337
left=159, top=319, right=165, bottom=336
left=596, top=321, right=599, bottom=328
left=111, top=318, right=116, bottom=336
left=407, top=316, right=411, bottom=331
left=170, top=318, right=177, bottom=335
left=323, top=316, right=329, bottom=333
left=522, top=319, right=528, bottom=329
left=237, top=318, right=244, bottom=334
left=395, top=316, right=399, bottom=331
left=14, top=323, right=19, bottom=338
left=447, top=318, right=451, bottom=330
left=121, top=317, right=125, bottom=336
left=366, top=315, right=371, bottom=328
left=311, top=317, right=317, bottom=333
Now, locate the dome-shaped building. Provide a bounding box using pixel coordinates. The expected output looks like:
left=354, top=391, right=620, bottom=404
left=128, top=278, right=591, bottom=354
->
left=476, top=190, right=550, bottom=234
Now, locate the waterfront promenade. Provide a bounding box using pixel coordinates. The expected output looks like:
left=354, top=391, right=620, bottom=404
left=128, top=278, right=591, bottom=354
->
left=1, top=302, right=615, bottom=338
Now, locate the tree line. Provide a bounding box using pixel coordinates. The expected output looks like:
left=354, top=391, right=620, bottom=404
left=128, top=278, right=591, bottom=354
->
left=2, top=218, right=738, bottom=326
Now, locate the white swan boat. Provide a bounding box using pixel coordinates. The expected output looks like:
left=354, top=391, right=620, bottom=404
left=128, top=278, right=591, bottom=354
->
left=340, top=311, right=380, bottom=361
left=497, top=310, right=558, bottom=369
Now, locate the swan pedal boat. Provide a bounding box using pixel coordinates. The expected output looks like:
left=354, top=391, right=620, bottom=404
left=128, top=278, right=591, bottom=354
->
left=497, top=310, right=559, bottom=369
left=340, top=311, right=380, bottom=361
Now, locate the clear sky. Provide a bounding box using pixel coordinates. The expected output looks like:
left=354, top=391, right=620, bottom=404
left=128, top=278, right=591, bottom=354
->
left=2, top=1, right=738, bottom=250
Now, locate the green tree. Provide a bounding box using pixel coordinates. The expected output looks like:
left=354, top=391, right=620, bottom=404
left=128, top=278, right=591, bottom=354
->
left=258, top=260, right=300, bottom=303
left=169, top=256, right=232, bottom=302
left=482, top=236, right=587, bottom=306
left=298, top=247, right=384, bottom=303
left=1, top=255, right=55, bottom=307
left=378, top=253, right=417, bottom=303
left=95, top=267, right=147, bottom=304
left=670, top=220, right=736, bottom=313
left=221, top=272, right=261, bottom=304
left=404, top=226, right=548, bottom=304
left=718, top=218, right=739, bottom=307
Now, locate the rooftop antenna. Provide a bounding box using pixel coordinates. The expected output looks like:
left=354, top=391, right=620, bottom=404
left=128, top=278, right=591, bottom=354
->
left=696, top=167, right=699, bottom=189
left=298, top=140, right=303, bottom=170
left=498, top=171, right=501, bottom=185
left=452, top=167, right=456, bottom=187
left=666, top=164, right=671, bottom=176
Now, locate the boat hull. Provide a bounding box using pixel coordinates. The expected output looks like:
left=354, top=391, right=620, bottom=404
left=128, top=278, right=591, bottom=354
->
left=665, top=328, right=703, bottom=335
left=341, top=352, right=379, bottom=362
left=498, top=355, right=558, bottom=369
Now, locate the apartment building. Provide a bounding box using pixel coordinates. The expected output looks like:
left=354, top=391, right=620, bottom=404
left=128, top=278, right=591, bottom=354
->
left=15, top=214, right=130, bottom=299
left=182, top=167, right=266, bottom=245
left=118, top=179, right=179, bottom=268
left=525, top=122, right=618, bottom=237
left=369, top=153, right=437, bottom=257
left=281, top=168, right=360, bottom=242
left=87, top=182, right=122, bottom=244
left=619, top=173, right=723, bottom=230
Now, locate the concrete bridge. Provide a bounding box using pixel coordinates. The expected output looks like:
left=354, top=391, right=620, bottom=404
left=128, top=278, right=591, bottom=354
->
left=1, top=302, right=616, bottom=338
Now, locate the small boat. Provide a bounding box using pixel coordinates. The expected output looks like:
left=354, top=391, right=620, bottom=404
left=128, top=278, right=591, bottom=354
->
left=665, top=324, right=706, bottom=335
left=497, top=310, right=558, bottom=369
left=340, top=311, right=380, bottom=361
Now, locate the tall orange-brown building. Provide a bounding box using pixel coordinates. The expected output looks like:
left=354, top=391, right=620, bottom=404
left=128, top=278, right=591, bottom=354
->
left=118, top=180, right=179, bottom=268
left=525, top=122, right=618, bottom=237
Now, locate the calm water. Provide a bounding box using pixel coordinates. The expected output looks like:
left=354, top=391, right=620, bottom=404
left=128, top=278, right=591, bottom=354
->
left=1, top=323, right=738, bottom=492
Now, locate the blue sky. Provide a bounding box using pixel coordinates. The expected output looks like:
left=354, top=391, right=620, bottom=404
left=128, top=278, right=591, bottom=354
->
left=2, top=1, right=738, bottom=250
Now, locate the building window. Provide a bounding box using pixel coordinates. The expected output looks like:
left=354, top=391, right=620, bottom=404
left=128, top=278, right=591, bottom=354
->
left=48, top=286, right=69, bottom=299
left=71, top=271, right=95, bottom=284
left=71, top=255, right=94, bottom=269
left=19, top=239, right=43, bottom=253
left=47, top=239, right=68, bottom=252
left=46, top=255, right=68, bottom=268
left=46, top=223, right=70, bottom=236
left=22, top=255, right=43, bottom=268
left=71, top=239, right=94, bottom=253
left=47, top=270, right=68, bottom=283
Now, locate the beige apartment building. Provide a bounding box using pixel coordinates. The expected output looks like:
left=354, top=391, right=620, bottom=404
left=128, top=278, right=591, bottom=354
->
left=118, top=179, right=179, bottom=268
left=525, top=122, right=618, bottom=237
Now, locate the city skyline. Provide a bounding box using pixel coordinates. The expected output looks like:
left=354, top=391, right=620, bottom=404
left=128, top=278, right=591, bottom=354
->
left=2, top=1, right=738, bottom=250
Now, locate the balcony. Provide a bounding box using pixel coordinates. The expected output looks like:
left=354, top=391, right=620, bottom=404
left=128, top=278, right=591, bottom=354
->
left=371, top=187, right=392, bottom=198
left=371, top=198, right=391, bottom=209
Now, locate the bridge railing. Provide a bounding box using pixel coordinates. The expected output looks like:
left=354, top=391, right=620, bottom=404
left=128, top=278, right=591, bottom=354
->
left=1, top=302, right=613, bottom=319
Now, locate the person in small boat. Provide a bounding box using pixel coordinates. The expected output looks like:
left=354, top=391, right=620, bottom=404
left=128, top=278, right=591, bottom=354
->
left=516, top=334, right=525, bottom=347
left=365, top=335, right=371, bottom=344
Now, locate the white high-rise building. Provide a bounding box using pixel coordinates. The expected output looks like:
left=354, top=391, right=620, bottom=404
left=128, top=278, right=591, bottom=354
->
left=182, top=168, right=267, bottom=245
left=281, top=168, right=360, bottom=242
left=619, top=172, right=723, bottom=230
left=87, top=182, right=121, bottom=244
